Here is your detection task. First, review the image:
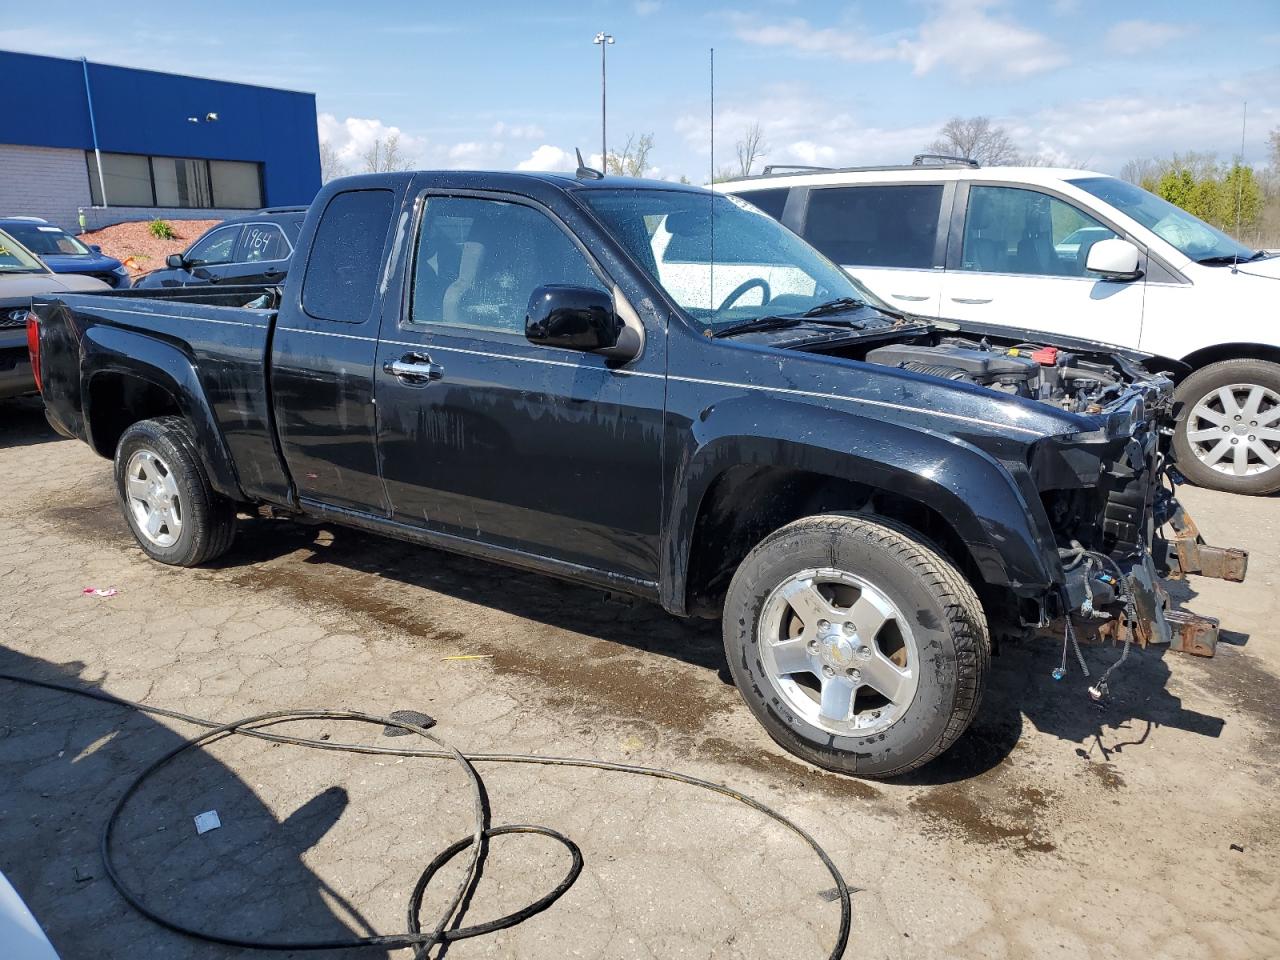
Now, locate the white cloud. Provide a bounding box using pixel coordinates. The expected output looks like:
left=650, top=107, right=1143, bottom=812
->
left=317, top=113, right=426, bottom=168
left=732, top=17, right=896, bottom=63
left=491, top=121, right=546, bottom=140
left=446, top=141, right=504, bottom=165
left=732, top=1, right=1067, bottom=78
left=901, top=0, right=1067, bottom=78
left=515, top=145, right=578, bottom=172
left=1103, top=20, right=1190, bottom=56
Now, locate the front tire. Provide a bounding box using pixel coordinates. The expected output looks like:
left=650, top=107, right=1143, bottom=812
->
left=1173, top=359, right=1280, bottom=496
left=114, top=416, right=237, bottom=566
left=722, top=514, right=990, bottom=779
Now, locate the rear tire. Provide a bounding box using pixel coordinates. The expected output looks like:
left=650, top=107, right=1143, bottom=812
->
left=722, top=514, right=990, bottom=779
left=1173, top=359, right=1280, bottom=496
left=114, top=417, right=237, bottom=566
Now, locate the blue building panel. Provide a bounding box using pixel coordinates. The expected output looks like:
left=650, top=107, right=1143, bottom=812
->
left=0, top=50, right=320, bottom=207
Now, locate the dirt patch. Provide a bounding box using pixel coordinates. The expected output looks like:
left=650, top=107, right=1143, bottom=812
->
left=908, top=782, right=1056, bottom=854
left=1083, top=761, right=1125, bottom=791
left=81, top=219, right=220, bottom=280
left=1185, top=646, right=1280, bottom=743
left=701, top=736, right=882, bottom=801
left=38, top=491, right=126, bottom=545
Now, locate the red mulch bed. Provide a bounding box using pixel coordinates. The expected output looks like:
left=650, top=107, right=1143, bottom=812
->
left=81, top=219, right=221, bottom=280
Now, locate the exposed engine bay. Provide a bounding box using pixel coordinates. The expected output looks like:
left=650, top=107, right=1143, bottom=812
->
left=862, top=339, right=1128, bottom=412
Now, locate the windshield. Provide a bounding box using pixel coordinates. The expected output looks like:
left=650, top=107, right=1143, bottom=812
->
left=1070, top=176, right=1255, bottom=263
left=0, top=229, right=47, bottom=274
left=577, top=188, right=887, bottom=330
left=2, top=222, right=91, bottom=257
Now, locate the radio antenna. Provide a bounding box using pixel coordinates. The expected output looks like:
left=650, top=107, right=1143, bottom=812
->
left=1233, top=100, right=1247, bottom=271
left=709, top=46, right=716, bottom=328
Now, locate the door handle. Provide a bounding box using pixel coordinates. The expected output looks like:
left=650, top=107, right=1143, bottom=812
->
left=384, top=353, right=444, bottom=384
left=891, top=294, right=929, bottom=302
left=950, top=297, right=992, bottom=305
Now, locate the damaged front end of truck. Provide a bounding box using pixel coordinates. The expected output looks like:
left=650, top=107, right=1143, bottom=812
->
left=1030, top=367, right=1247, bottom=684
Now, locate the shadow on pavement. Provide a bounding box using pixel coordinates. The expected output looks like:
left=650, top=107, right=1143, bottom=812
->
left=0, top=645, right=390, bottom=959
left=0, top=397, right=64, bottom=449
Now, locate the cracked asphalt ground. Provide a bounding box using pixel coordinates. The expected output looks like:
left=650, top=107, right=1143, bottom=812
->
left=2, top=394, right=1278, bottom=960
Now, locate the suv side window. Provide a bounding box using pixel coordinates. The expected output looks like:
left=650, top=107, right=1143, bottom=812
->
left=410, top=195, right=607, bottom=334
left=734, top=187, right=790, bottom=221
left=302, top=189, right=395, bottom=323
left=186, top=226, right=241, bottom=267
left=235, top=224, right=290, bottom=263
left=960, top=185, right=1117, bottom=277
left=803, top=185, right=943, bottom=269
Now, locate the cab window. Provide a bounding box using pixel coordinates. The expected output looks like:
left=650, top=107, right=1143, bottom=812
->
left=410, top=195, right=606, bottom=335
left=235, top=224, right=290, bottom=263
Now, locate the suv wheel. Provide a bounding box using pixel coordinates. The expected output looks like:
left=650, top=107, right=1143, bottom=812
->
left=1173, top=359, right=1280, bottom=496
left=114, top=416, right=237, bottom=566
left=723, top=514, right=989, bottom=779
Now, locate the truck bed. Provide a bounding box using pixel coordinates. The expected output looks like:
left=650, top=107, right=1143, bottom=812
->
left=33, top=285, right=292, bottom=505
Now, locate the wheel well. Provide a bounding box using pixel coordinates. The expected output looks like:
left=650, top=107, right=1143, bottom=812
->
left=1178, top=343, right=1280, bottom=378
left=86, top=372, right=182, bottom=458
left=683, top=465, right=1000, bottom=619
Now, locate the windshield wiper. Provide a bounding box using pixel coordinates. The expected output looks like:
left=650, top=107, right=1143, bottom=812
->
left=710, top=315, right=807, bottom=338
left=802, top=296, right=866, bottom=317
left=1197, top=253, right=1255, bottom=265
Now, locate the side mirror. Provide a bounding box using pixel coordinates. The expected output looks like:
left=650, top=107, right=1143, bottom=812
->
left=89, top=244, right=102, bottom=253
left=1085, top=238, right=1143, bottom=282
left=166, top=253, right=186, bottom=269
left=525, top=284, right=639, bottom=361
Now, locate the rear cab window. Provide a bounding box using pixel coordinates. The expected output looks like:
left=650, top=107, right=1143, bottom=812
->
left=301, top=190, right=395, bottom=323
left=802, top=184, right=943, bottom=269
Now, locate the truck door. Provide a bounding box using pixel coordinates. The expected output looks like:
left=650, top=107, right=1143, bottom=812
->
left=373, top=190, right=666, bottom=585
left=271, top=188, right=397, bottom=514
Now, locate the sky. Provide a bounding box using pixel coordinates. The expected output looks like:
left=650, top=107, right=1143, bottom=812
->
left=4, top=0, right=1278, bottom=181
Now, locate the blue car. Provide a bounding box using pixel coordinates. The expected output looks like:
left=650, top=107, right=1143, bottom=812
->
left=0, top=217, right=131, bottom=288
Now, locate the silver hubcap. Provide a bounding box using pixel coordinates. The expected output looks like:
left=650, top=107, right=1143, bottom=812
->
left=124, top=449, right=183, bottom=547
left=757, top=568, right=919, bottom=738
left=1186, top=383, right=1280, bottom=478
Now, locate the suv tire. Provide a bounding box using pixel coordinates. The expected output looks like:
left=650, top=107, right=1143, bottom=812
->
left=723, top=514, right=989, bottom=779
left=114, top=417, right=237, bottom=566
left=1173, top=359, right=1280, bottom=496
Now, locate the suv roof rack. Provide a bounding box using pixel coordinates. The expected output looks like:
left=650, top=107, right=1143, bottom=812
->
left=255, top=206, right=309, bottom=215
left=735, top=154, right=981, bottom=183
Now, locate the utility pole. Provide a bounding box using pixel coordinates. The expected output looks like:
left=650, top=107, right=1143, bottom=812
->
left=594, top=32, right=615, bottom=170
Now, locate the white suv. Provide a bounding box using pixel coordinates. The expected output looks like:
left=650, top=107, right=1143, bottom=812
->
left=718, top=159, right=1280, bottom=495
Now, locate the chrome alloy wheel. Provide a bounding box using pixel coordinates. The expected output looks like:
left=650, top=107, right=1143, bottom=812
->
left=124, top=449, right=184, bottom=548
left=1186, top=383, right=1280, bottom=478
left=757, top=568, right=919, bottom=738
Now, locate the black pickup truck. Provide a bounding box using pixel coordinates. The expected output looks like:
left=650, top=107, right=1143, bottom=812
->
left=28, top=171, right=1246, bottom=777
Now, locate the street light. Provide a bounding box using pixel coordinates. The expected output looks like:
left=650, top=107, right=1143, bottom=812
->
left=593, top=32, right=614, bottom=172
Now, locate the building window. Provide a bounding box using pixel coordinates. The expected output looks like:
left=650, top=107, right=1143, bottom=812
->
left=85, top=152, right=262, bottom=209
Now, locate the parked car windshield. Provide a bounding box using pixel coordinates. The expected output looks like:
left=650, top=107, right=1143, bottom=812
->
left=1069, top=176, right=1256, bottom=263
left=0, top=229, right=47, bottom=274
left=577, top=188, right=887, bottom=329
left=2, top=222, right=91, bottom=257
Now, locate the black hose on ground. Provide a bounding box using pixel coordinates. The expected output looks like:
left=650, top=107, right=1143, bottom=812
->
left=0, top=672, right=852, bottom=959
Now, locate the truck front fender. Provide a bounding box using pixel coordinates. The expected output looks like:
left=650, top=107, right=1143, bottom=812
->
left=661, top=395, right=1058, bottom=614
left=80, top=324, right=243, bottom=500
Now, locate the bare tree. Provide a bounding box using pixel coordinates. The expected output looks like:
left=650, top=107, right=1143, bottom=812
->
left=361, top=133, right=415, bottom=173
left=605, top=133, right=655, bottom=177
left=926, top=116, right=1019, bottom=165
left=319, top=141, right=349, bottom=183
left=734, top=122, right=768, bottom=177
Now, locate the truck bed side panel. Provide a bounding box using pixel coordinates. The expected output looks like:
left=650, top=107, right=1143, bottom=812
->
left=37, top=292, right=292, bottom=505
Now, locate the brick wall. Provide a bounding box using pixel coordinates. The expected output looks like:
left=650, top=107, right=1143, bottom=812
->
left=0, top=143, right=92, bottom=231
left=0, top=143, right=250, bottom=233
